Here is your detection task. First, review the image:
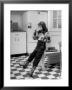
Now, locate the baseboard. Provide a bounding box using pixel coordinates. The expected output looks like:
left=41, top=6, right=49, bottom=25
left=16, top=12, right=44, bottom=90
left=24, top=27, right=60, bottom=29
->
left=11, top=53, right=29, bottom=58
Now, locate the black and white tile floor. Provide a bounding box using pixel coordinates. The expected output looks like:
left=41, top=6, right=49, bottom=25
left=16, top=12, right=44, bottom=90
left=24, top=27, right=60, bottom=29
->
left=10, top=55, right=61, bottom=80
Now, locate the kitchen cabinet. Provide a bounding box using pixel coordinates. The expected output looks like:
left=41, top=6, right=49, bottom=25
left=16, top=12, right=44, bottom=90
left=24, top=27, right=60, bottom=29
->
left=10, top=32, right=26, bottom=54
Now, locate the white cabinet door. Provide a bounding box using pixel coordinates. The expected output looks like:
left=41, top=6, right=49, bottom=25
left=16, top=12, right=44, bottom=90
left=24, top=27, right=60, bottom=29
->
left=10, top=32, right=26, bottom=54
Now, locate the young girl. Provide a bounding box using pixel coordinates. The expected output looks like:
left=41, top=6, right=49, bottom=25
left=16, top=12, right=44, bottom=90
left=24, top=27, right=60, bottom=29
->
left=20, top=21, right=50, bottom=77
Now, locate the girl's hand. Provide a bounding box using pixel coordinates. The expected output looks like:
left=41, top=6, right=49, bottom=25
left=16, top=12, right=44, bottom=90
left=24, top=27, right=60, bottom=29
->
left=33, top=30, right=39, bottom=40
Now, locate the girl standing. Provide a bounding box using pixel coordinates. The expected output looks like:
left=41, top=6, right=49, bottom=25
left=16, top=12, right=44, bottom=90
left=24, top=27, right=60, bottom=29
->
left=20, top=21, right=50, bottom=77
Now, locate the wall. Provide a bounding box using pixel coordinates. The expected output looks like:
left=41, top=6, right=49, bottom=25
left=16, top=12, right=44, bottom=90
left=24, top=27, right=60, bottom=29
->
left=11, top=11, right=23, bottom=31
left=47, top=11, right=61, bottom=50
left=22, top=11, right=28, bottom=31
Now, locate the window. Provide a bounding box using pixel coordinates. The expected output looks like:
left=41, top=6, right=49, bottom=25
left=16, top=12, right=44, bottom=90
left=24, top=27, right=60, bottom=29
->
left=53, top=10, right=61, bottom=29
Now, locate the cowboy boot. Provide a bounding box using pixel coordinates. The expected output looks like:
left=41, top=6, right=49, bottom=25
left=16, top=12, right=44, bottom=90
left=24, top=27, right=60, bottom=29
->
left=29, top=66, right=36, bottom=77
left=19, top=60, right=29, bottom=69
left=23, top=60, right=30, bottom=69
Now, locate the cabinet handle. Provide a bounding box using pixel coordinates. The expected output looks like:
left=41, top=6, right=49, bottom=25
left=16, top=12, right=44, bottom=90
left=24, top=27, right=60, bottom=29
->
left=15, top=37, right=20, bottom=41
left=15, top=33, right=19, bottom=36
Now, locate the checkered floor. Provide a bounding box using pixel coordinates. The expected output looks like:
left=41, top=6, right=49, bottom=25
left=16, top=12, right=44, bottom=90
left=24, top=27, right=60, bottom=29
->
left=10, top=55, right=61, bottom=80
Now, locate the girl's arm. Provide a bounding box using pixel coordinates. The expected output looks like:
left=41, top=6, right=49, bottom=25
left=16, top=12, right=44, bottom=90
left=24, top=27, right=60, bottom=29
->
left=43, top=32, right=51, bottom=42
left=33, top=30, right=39, bottom=40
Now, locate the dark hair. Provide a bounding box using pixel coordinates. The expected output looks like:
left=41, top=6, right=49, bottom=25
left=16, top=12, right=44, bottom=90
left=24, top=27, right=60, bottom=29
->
left=33, top=21, right=48, bottom=40
left=38, top=21, right=48, bottom=34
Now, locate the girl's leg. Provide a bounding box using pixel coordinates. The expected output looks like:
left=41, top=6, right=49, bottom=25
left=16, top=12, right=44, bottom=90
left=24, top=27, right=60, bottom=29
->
left=33, top=48, right=45, bottom=67
left=20, top=49, right=37, bottom=69
left=27, top=49, right=37, bottom=62
left=29, top=48, right=45, bottom=76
